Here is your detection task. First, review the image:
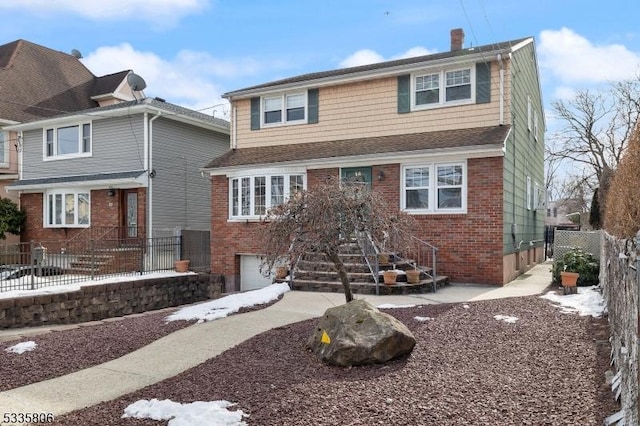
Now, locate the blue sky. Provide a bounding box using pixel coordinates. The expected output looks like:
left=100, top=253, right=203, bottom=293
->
left=1, top=0, right=639, bottom=125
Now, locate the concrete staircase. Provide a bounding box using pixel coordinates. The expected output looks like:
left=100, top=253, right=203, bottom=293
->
left=288, top=241, right=448, bottom=295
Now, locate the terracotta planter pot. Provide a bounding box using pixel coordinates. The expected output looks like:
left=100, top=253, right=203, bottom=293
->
left=174, top=260, right=190, bottom=272
left=275, top=266, right=288, bottom=279
left=382, top=270, right=398, bottom=285
left=406, top=269, right=421, bottom=284
left=560, top=271, right=579, bottom=287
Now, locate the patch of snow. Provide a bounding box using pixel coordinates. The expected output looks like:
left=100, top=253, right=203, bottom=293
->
left=414, top=316, right=433, bottom=322
left=494, top=315, right=519, bottom=323
left=122, top=398, right=248, bottom=426
left=165, top=283, right=290, bottom=323
left=462, top=304, right=470, bottom=309
left=5, top=341, right=37, bottom=354
left=377, top=303, right=416, bottom=309
left=539, top=286, right=605, bottom=317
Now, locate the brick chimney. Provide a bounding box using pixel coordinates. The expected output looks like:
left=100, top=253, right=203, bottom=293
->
left=450, top=28, right=465, bottom=51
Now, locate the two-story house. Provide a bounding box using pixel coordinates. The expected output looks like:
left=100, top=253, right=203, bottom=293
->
left=0, top=39, right=147, bottom=244
left=6, top=97, right=230, bottom=256
left=203, top=29, right=545, bottom=291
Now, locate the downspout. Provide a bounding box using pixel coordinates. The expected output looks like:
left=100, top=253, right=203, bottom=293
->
left=497, top=53, right=505, bottom=125
left=231, top=105, right=237, bottom=149
left=148, top=111, right=162, bottom=239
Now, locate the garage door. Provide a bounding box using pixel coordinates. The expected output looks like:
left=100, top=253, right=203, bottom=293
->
left=240, top=255, right=273, bottom=291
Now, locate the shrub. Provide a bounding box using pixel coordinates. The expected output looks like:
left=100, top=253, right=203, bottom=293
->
left=552, top=247, right=599, bottom=286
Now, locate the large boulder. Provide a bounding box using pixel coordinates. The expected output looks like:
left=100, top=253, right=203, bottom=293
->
left=307, top=299, right=416, bottom=367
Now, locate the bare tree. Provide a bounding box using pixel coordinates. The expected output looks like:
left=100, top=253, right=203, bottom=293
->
left=547, top=78, right=640, bottom=217
left=260, top=176, right=416, bottom=303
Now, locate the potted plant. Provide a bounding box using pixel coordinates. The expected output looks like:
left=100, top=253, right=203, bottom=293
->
left=552, top=247, right=600, bottom=292
left=275, top=265, right=288, bottom=280
left=174, top=259, right=190, bottom=272
left=382, top=269, right=398, bottom=285
left=406, top=268, right=421, bottom=284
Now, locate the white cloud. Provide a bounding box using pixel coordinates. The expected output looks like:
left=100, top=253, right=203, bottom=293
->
left=339, top=49, right=385, bottom=68
left=81, top=43, right=275, bottom=116
left=339, top=46, right=436, bottom=68
left=0, top=0, right=208, bottom=27
left=539, top=27, right=640, bottom=84
left=392, top=46, right=436, bottom=60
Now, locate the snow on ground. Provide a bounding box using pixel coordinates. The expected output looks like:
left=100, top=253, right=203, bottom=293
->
left=164, top=283, right=290, bottom=323
left=494, top=315, right=519, bottom=323
left=377, top=303, right=416, bottom=309
left=539, top=286, right=605, bottom=317
left=414, top=316, right=434, bottom=322
left=0, top=271, right=195, bottom=300
left=5, top=341, right=37, bottom=354
left=122, top=398, right=247, bottom=426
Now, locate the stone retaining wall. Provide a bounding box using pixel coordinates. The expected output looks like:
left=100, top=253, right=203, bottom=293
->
left=0, top=273, right=224, bottom=329
left=601, top=232, right=638, bottom=424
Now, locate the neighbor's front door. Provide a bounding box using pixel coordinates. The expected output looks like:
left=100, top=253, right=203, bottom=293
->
left=340, top=167, right=372, bottom=187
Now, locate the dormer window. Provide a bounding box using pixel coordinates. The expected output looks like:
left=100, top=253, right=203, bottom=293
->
left=44, top=123, right=91, bottom=159
left=262, top=92, right=307, bottom=126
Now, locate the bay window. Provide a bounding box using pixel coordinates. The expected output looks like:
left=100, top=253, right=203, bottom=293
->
left=45, top=189, right=90, bottom=227
left=402, top=163, right=466, bottom=213
left=230, top=173, right=306, bottom=219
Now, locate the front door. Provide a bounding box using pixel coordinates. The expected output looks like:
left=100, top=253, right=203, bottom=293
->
left=340, top=167, right=372, bottom=187
left=120, top=189, right=138, bottom=239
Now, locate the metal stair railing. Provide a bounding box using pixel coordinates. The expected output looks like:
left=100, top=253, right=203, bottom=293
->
left=355, top=231, right=380, bottom=295
left=384, top=229, right=440, bottom=292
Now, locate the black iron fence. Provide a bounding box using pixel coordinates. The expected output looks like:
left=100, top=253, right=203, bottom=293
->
left=0, top=236, right=183, bottom=293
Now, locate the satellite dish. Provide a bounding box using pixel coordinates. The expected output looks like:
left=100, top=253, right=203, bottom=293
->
left=71, top=49, right=82, bottom=59
left=127, top=72, right=147, bottom=91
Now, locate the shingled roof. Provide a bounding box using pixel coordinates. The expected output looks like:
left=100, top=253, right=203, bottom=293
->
left=0, top=40, right=132, bottom=122
left=224, top=37, right=531, bottom=97
left=204, top=125, right=510, bottom=171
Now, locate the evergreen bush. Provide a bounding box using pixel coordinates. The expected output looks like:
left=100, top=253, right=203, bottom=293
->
left=552, top=247, right=599, bottom=286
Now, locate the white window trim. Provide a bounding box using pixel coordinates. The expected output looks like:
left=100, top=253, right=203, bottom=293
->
left=43, top=122, right=92, bottom=161
left=527, top=96, right=532, bottom=131
left=411, top=64, right=475, bottom=111
left=400, top=162, right=467, bottom=214
left=533, top=110, right=539, bottom=141
left=228, top=172, right=307, bottom=220
left=260, top=91, right=308, bottom=128
left=0, top=130, right=8, bottom=168
left=44, top=188, right=91, bottom=228
left=526, top=176, right=532, bottom=210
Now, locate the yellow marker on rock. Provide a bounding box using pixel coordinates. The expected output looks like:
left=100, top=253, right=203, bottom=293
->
left=321, top=330, right=331, bottom=344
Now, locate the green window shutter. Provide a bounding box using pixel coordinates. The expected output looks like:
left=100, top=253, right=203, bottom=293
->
left=250, top=97, right=260, bottom=130
left=397, top=75, right=410, bottom=113
left=476, top=62, right=491, bottom=104
left=307, top=88, right=319, bottom=124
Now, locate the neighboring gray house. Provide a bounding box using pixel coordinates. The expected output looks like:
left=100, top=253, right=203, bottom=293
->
left=6, top=97, right=230, bottom=245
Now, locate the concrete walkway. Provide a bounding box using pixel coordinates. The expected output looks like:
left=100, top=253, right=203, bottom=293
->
left=0, top=261, right=553, bottom=418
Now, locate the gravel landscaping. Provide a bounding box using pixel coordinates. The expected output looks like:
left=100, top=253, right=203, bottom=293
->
left=36, top=292, right=620, bottom=425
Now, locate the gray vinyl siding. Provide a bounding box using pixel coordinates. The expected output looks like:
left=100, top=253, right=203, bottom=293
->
left=151, top=117, right=229, bottom=233
left=20, top=115, right=145, bottom=180
left=502, top=41, right=545, bottom=255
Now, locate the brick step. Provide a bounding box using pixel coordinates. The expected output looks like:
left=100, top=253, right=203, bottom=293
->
left=289, top=276, right=449, bottom=295
left=295, top=270, right=376, bottom=283
left=296, top=260, right=372, bottom=274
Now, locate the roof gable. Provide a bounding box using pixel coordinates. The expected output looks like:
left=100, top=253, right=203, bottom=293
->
left=0, top=39, right=136, bottom=122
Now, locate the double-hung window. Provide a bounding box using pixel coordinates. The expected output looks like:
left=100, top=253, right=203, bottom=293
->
left=413, top=66, right=473, bottom=109
left=45, top=189, right=90, bottom=227
left=402, top=163, right=466, bottom=213
left=262, top=92, right=306, bottom=126
left=230, top=173, right=306, bottom=219
left=0, top=131, right=6, bottom=166
left=45, top=123, right=91, bottom=159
